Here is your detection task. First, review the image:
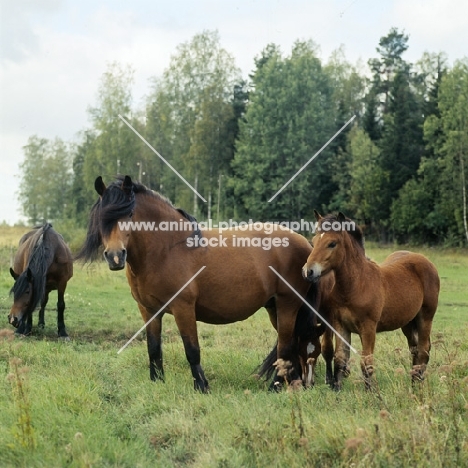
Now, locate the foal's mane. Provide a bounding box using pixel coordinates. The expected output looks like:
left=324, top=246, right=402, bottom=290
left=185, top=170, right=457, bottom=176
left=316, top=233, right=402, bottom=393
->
left=320, top=213, right=365, bottom=252
left=10, top=224, right=55, bottom=315
left=76, top=176, right=201, bottom=262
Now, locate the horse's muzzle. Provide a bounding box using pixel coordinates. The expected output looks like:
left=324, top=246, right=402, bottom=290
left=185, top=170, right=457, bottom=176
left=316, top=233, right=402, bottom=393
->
left=104, top=249, right=127, bottom=271
left=8, top=313, right=20, bottom=328
left=302, top=263, right=321, bottom=283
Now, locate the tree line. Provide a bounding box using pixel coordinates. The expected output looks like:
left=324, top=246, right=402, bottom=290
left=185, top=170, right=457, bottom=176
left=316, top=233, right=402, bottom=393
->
left=18, top=28, right=468, bottom=245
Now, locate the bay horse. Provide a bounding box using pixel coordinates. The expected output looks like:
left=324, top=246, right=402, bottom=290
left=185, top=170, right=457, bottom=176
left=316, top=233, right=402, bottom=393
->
left=302, top=212, right=440, bottom=390
left=9, top=224, right=73, bottom=338
left=76, top=175, right=320, bottom=392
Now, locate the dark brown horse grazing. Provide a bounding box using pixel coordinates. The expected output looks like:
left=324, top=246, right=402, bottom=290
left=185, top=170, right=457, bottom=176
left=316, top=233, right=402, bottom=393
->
left=9, top=224, right=73, bottom=337
left=76, top=175, right=320, bottom=392
left=302, top=212, right=440, bottom=390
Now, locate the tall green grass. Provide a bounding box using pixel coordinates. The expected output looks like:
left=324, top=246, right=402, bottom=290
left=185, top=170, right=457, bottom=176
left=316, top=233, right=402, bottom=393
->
left=0, top=227, right=467, bottom=467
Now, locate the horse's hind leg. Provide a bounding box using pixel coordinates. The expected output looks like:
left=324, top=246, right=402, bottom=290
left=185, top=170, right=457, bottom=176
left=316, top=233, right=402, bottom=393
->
left=401, top=320, right=418, bottom=366
left=411, top=309, right=435, bottom=382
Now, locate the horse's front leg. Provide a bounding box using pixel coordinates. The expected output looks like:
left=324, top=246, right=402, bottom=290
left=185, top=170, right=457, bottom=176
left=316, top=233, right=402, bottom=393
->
left=16, top=314, right=33, bottom=336
left=333, top=320, right=351, bottom=391
left=38, top=290, right=48, bottom=329
left=172, top=303, right=209, bottom=393
left=56, top=288, right=69, bottom=339
left=138, top=305, right=164, bottom=382
left=359, top=323, right=377, bottom=391
left=299, top=337, right=321, bottom=388
left=272, top=299, right=303, bottom=390
left=321, top=328, right=334, bottom=386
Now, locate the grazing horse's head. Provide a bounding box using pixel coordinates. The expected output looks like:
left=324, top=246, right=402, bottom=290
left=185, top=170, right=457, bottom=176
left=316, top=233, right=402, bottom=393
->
left=8, top=267, right=33, bottom=328
left=302, top=211, right=362, bottom=282
left=94, top=175, right=135, bottom=271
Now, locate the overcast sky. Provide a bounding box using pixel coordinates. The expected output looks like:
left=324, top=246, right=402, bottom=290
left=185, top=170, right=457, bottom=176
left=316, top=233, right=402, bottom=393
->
left=1, top=0, right=467, bottom=224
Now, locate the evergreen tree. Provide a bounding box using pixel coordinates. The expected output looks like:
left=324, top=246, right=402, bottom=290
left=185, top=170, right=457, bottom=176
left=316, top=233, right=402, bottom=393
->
left=363, top=28, right=425, bottom=231
left=231, top=41, right=336, bottom=220
left=145, top=30, right=241, bottom=217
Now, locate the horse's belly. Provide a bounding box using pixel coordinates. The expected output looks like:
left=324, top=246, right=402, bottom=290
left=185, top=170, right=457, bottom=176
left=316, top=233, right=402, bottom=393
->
left=194, top=303, right=258, bottom=325
left=377, top=299, right=423, bottom=331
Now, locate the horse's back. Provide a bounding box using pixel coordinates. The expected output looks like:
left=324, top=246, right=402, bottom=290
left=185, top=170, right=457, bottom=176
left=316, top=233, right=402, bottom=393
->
left=13, top=225, right=73, bottom=280
left=381, top=251, right=439, bottom=288
left=13, top=228, right=43, bottom=273
left=379, top=251, right=439, bottom=328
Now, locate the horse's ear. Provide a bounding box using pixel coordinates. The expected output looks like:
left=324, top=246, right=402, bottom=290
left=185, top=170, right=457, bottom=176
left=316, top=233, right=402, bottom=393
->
left=26, top=268, right=33, bottom=282
left=337, top=212, right=346, bottom=222
left=314, top=210, right=322, bottom=221
left=10, top=267, right=19, bottom=280
left=122, top=175, right=133, bottom=195
left=95, top=176, right=106, bottom=196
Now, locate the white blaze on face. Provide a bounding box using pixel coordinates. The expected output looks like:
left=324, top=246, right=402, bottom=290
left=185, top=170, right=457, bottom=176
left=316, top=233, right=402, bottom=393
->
left=114, top=255, right=119, bottom=264
left=320, top=233, right=324, bottom=238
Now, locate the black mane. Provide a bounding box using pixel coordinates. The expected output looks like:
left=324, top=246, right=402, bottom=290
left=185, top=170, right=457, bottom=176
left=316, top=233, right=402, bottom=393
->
left=76, top=176, right=201, bottom=262
left=10, top=224, right=54, bottom=315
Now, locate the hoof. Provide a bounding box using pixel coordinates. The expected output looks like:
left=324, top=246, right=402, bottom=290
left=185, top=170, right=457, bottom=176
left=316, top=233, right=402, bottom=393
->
left=38, top=323, right=45, bottom=329
left=332, top=383, right=342, bottom=392
left=58, top=336, right=70, bottom=342
left=268, top=380, right=284, bottom=392
left=193, top=374, right=210, bottom=393
left=194, top=383, right=210, bottom=394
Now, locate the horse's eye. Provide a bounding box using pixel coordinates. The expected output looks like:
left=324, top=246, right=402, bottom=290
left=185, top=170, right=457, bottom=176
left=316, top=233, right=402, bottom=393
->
left=328, top=241, right=337, bottom=248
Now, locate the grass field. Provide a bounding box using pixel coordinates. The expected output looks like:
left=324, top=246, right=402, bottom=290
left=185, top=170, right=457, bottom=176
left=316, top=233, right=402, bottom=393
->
left=0, top=227, right=467, bottom=468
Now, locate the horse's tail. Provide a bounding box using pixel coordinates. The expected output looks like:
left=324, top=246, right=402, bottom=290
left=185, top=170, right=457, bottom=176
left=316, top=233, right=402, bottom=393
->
left=25, top=223, right=54, bottom=313
left=256, top=342, right=279, bottom=381
left=256, top=281, right=322, bottom=381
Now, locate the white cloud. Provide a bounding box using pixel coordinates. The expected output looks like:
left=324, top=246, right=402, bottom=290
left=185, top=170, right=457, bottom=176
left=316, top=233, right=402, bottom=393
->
left=391, top=0, right=468, bottom=62
left=1, top=0, right=468, bottom=224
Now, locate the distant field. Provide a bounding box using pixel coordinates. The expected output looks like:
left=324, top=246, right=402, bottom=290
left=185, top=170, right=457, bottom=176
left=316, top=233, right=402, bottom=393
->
left=0, top=226, right=467, bottom=467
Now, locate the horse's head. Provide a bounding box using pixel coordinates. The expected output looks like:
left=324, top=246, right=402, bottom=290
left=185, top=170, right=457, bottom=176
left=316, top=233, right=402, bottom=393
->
left=8, top=268, right=33, bottom=328
left=302, top=211, right=348, bottom=282
left=95, top=175, right=135, bottom=271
